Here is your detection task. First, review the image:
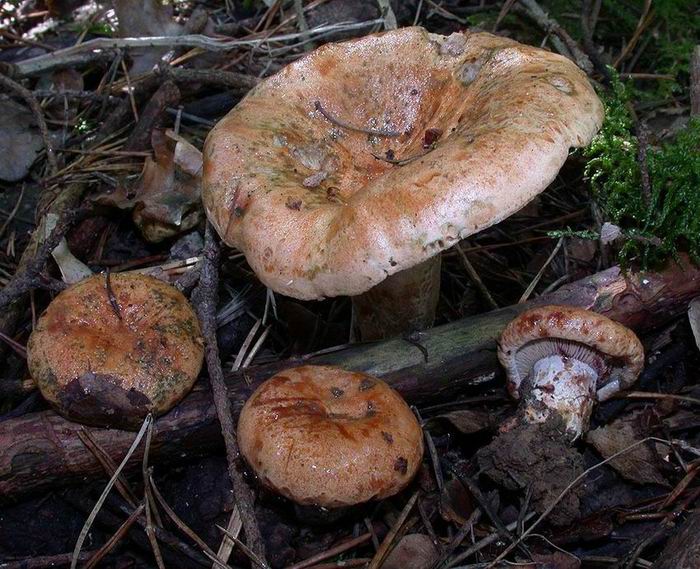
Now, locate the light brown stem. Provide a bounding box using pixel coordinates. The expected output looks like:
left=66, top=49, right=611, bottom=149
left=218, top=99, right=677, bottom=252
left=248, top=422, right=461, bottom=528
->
left=352, top=255, right=441, bottom=341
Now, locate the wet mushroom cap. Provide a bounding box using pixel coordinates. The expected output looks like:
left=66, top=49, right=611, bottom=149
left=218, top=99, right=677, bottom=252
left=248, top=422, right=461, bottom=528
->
left=498, top=305, right=644, bottom=399
left=27, top=273, right=204, bottom=429
left=237, top=365, right=424, bottom=508
left=203, top=27, right=603, bottom=300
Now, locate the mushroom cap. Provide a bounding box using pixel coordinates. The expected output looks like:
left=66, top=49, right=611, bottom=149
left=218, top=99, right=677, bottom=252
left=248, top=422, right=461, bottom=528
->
left=27, top=273, right=204, bottom=428
left=498, top=305, right=644, bottom=400
left=237, top=365, right=424, bottom=508
left=203, top=27, right=603, bottom=300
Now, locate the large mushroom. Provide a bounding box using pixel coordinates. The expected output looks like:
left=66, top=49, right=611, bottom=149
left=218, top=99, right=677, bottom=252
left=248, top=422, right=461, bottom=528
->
left=27, top=273, right=204, bottom=429
left=202, top=27, right=603, bottom=340
left=478, top=305, right=644, bottom=524
left=237, top=365, right=424, bottom=508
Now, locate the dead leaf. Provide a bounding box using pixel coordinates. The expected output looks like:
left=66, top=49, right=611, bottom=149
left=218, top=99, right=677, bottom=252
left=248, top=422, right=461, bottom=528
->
left=439, top=477, right=475, bottom=525
left=586, top=410, right=669, bottom=486
left=431, top=409, right=496, bottom=435
left=383, top=534, right=438, bottom=569
left=0, top=98, right=44, bottom=182
left=95, top=129, right=203, bottom=243
left=113, top=0, right=183, bottom=75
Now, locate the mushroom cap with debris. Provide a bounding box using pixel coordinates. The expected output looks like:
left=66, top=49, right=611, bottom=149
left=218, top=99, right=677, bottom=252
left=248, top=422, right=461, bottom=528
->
left=238, top=365, right=424, bottom=508
left=27, top=273, right=204, bottom=429
left=203, top=27, right=603, bottom=300
left=498, top=305, right=644, bottom=401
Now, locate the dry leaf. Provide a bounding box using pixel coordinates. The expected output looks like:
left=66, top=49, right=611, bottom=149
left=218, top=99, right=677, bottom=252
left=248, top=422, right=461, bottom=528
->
left=432, top=409, right=496, bottom=435
left=439, top=477, right=475, bottom=525
left=0, top=98, right=44, bottom=182
left=587, top=410, right=669, bottom=486
left=383, top=534, right=438, bottom=569
left=95, top=129, right=203, bottom=243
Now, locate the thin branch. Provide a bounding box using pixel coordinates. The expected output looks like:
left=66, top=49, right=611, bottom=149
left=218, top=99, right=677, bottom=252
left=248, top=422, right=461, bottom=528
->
left=12, top=22, right=383, bottom=77
left=0, top=207, right=89, bottom=311
left=516, top=0, right=594, bottom=74
left=192, top=223, right=268, bottom=565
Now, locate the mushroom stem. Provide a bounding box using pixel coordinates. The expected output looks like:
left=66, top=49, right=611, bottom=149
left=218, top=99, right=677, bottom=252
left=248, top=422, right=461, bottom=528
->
left=521, top=354, right=598, bottom=440
left=351, top=255, right=441, bottom=341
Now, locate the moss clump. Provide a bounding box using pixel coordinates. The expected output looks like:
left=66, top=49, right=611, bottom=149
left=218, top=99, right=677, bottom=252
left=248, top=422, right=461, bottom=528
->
left=584, top=73, right=700, bottom=266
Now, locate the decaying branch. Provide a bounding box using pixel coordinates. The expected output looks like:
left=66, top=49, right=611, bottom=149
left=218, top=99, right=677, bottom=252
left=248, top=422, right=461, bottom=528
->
left=1, top=256, right=699, bottom=500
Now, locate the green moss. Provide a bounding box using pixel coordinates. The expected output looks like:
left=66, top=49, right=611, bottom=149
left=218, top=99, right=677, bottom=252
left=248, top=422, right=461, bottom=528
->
left=584, top=72, right=700, bottom=266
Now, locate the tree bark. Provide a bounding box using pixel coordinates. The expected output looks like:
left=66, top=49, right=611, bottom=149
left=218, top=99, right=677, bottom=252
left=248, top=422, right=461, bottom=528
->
left=1, top=257, right=699, bottom=500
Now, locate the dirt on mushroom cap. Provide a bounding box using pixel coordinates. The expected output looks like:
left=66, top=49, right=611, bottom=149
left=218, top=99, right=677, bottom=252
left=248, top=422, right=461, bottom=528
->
left=203, top=27, right=603, bottom=300
left=27, top=273, right=204, bottom=429
left=237, top=365, right=424, bottom=508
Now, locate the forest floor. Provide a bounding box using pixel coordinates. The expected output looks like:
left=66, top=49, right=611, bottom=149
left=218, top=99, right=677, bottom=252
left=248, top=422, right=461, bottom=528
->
left=1, top=1, right=700, bottom=568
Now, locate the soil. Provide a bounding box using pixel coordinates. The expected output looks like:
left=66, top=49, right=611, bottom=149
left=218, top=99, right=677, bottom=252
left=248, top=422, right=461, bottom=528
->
left=477, top=415, right=586, bottom=526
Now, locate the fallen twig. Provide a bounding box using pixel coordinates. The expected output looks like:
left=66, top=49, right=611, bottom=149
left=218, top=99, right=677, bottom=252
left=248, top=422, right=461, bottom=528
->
left=3, top=257, right=700, bottom=499
left=192, top=223, right=268, bottom=565
left=0, top=205, right=89, bottom=311
left=12, top=22, right=383, bottom=77
left=515, top=0, right=593, bottom=74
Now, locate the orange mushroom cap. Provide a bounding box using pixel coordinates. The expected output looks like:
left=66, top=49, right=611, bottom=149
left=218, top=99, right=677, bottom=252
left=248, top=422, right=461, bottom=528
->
left=237, top=365, right=424, bottom=508
left=27, top=273, right=204, bottom=428
left=498, top=305, right=644, bottom=401
left=203, top=27, right=603, bottom=300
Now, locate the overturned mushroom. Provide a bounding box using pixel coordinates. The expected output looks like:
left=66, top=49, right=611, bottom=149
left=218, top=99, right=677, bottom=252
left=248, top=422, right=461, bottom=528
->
left=237, top=365, right=424, bottom=508
left=203, top=27, right=603, bottom=339
left=27, top=273, right=204, bottom=429
left=499, top=304, right=644, bottom=439
left=478, top=305, right=644, bottom=525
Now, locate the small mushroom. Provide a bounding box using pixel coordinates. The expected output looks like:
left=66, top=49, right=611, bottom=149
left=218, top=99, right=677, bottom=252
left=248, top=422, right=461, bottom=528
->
left=202, top=27, right=604, bottom=340
left=237, top=365, right=424, bottom=508
left=498, top=305, right=644, bottom=440
left=27, top=273, right=204, bottom=429
left=477, top=305, right=644, bottom=525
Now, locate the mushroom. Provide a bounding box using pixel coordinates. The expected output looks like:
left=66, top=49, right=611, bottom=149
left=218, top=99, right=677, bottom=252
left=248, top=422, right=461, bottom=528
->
left=477, top=306, right=644, bottom=525
left=202, top=27, right=603, bottom=339
left=498, top=305, right=644, bottom=440
left=237, top=365, right=424, bottom=508
left=27, top=272, right=204, bottom=429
